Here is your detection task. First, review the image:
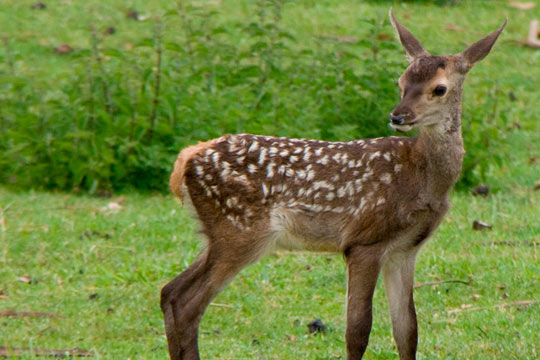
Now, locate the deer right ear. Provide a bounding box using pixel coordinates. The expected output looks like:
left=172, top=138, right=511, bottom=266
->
left=389, top=8, right=430, bottom=63
left=458, top=19, right=507, bottom=73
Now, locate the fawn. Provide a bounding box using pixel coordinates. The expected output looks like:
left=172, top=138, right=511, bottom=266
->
left=161, top=10, right=506, bottom=360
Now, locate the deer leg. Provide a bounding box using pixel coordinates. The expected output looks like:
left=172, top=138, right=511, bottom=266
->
left=161, top=254, right=207, bottom=360
left=382, top=250, right=418, bottom=360
left=161, top=233, right=267, bottom=360
left=344, top=246, right=383, bottom=360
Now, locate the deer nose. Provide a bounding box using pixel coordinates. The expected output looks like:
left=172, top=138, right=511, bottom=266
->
left=389, top=114, right=405, bottom=125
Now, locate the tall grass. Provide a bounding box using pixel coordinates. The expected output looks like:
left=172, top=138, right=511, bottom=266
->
left=0, top=1, right=513, bottom=193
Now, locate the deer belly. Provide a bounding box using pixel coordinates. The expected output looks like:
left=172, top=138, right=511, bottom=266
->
left=268, top=207, right=343, bottom=252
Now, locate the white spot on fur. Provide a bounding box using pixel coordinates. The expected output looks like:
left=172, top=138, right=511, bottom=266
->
left=380, top=173, right=392, bottom=184
left=376, top=197, right=386, bottom=206
left=289, top=155, right=299, bottom=163
left=256, top=149, right=267, bottom=166
left=235, top=175, right=251, bottom=188
left=285, top=168, right=295, bottom=177
left=248, top=164, right=258, bottom=174
left=211, top=152, right=220, bottom=165
left=269, top=147, right=279, bottom=156
left=394, top=164, right=403, bottom=173
left=262, top=183, right=269, bottom=197
left=332, top=153, right=342, bottom=163
left=280, top=150, right=289, bottom=157
left=267, top=162, right=276, bottom=178
left=326, top=192, right=335, bottom=201
left=340, top=153, right=349, bottom=165
left=293, top=147, right=303, bottom=154
left=306, top=170, right=315, bottom=181
left=369, top=151, right=381, bottom=161
left=236, top=156, right=245, bottom=164
left=315, top=148, right=323, bottom=156
left=248, top=141, right=260, bottom=153
left=383, top=153, right=391, bottom=161
left=313, top=180, right=334, bottom=191
left=303, top=150, right=312, bottom=162
left=316, top=155, right=329, bottom=165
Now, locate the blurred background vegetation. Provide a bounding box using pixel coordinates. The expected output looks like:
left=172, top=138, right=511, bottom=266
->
left=0, top=0, right=538, bottom=194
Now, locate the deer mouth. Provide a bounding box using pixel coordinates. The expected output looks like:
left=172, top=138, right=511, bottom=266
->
left=390, top=122, right=416, bottom=132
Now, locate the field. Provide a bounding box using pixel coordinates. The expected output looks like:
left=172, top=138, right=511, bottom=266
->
left=1, top=0, right=539, bottom=359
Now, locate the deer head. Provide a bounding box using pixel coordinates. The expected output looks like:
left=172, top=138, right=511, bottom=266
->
left=388, top=9, right=506, bottom=133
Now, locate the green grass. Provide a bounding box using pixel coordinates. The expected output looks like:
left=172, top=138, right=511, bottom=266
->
left=1, top=0, right=540, bottom=191
left=1, top=0, right=539, bottom=359
left=0, top=182, right=538, bottom=359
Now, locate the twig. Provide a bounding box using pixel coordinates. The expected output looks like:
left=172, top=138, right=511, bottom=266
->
left=447, top=300, right=538, bottom=315
left=0, top=346, right=93, bottom=357
left=414, top=279, right=470, bottom=289
left=147, top=18, right=163, bottom=143
left=90, top=23, right=113, bottom=119
left=483, top=240, right=540, bottom=247
left=0, top=310, right=60, bottom=318
left=1, top=36, right=15, bottom=75
left=527, top=20, right=540, bottom=49
left=317, top=35, right=360, bottom=44
left=210, top=302, right=234, bottom=308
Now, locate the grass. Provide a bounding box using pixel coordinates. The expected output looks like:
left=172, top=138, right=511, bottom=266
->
left=1, top=0, right=539, bottom=359
left=0, top=181, right=538, bottom=359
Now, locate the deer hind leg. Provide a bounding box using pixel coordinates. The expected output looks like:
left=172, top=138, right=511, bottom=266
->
left=382, top=249, right=419, bottom=360
left=160, top=230, right=269, bottom=360
left=344, top=245, right=384, bottom=360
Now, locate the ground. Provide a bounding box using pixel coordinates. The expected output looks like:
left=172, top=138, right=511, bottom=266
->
left=0, top=0, right=539, bottom=359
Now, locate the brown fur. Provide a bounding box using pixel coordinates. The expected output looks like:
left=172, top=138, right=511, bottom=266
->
left=169, top=137, right=227, bottom=201
left=160, top=11, right=505, bottom=360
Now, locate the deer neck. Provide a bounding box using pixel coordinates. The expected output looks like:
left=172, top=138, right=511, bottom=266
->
left=414, top=100, right=465, bottom=197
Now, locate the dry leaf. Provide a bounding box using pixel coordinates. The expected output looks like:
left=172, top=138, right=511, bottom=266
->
left=17, top=275, right=32, bottom=284
left=286, top=334, right=297, bottom=341
left=509, top=1, right=535, bottom=10
left=444, top=23, right=463, bottom=32
left=448, top=300, right=538, bottom=314
left=100, top=202, right=123, bottom=214
left=534, top=180, right=540, bottom=191
left=472, top=220, right=492, bottom=230
left=0, top=346, right=93, bottom=357
left=54, top=44, right=74, bottom=54
left=31, top=2, right=46, bottom=10
left=471, top=184, right=489, bottom=196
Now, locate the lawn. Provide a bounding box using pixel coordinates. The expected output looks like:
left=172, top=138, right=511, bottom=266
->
left=1, top=0, right=539, bottom=359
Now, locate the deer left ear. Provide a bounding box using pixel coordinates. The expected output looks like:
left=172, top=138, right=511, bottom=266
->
left=459, top=19, right=507, bottom=72
left=389, top=8, right=430, bottom=63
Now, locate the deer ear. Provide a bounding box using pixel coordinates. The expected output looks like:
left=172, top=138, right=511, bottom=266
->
left=459, top=19, right=507, bottom=72
left=389, top=8, right=430, bottom=63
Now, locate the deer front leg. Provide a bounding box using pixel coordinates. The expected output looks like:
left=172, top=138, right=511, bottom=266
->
left=382, top=250, right=418, bottom=360
left=345, top=246, right=383, bottom=360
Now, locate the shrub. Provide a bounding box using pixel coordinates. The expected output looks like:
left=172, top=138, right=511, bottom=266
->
left=0, top=1, right=508, bottom=193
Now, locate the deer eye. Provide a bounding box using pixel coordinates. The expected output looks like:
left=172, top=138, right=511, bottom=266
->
left=433, top=85, right=447, bottom=96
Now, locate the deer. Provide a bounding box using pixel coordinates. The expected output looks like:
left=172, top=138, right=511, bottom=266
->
left=160, top=9, right=506, bottom=360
